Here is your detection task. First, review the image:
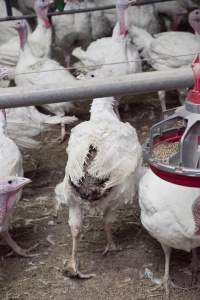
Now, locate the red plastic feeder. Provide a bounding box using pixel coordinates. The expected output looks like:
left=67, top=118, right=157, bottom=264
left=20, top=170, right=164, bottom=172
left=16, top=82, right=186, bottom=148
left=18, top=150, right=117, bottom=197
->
left=144, top=54, right=200, bottom=187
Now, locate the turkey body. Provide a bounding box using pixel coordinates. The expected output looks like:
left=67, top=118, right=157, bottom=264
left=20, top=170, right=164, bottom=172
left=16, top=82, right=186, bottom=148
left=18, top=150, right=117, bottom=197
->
left=139, top=169, right=200, bottom=252
left=127, top=3, right=160, bottom=35
left=17, top=0, right=35, bottom=14
left=130, top=26, right=200, bottom=70
left=73, top=24, right=142, bottom=78
left=15, top=42, right=77, bottom=116
left=139, top=168, right=200, bottom=296
left=56, top=96, right=142, bottom=278
left=65, top=98, right=142, bottom=210
left=0, top=1, right=30, bottom=69
left=52, top=0, right=91, bottom=60
left=52, top=0, right=115, bottom=66
left=129, top=8, right=200, bottom=111
left=0, top=112, right=23, bottom=232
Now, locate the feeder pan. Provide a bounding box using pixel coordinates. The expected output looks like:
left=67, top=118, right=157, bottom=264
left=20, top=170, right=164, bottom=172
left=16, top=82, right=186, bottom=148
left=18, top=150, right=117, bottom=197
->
left=144, top=54, right=200, bottom=187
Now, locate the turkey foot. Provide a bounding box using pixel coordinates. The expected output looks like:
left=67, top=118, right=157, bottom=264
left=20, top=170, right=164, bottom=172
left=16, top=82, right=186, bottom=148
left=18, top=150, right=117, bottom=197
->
left=2, top=232, right=39, bottom=257
left=150, top=278, right=173, bottom=300
left=63, top=258, right=96, bottom=279
left=52, top=124, right=67, bottom=144
left=149, top=244, right=172, bottom=299
left=103, top=219, right=121, bottom=256
left=102, top=242, right=122, bottom=256
left=60, top=123, right=67, bottom=143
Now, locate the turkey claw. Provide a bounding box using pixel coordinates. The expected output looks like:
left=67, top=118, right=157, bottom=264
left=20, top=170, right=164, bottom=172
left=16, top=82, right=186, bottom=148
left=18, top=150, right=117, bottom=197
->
left=103, top=243, right=122, bottom=256
left=63, top=260, right=96, bottom=279
left=7, top=243, right=40, bottom=258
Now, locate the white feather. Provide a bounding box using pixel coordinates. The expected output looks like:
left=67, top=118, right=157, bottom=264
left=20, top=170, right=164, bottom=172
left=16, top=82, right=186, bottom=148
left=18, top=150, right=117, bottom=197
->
left=0, top=110, right=23, bottom=230
left=73, top=24, right=141, bottom=78
left=139, top=169, right=200, bottom=253
left=56, top=97, right=142, bottom=212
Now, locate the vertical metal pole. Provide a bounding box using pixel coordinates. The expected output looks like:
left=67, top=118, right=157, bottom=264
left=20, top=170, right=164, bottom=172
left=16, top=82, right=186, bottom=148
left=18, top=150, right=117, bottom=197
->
left=4, top=0, right=13, bottom=17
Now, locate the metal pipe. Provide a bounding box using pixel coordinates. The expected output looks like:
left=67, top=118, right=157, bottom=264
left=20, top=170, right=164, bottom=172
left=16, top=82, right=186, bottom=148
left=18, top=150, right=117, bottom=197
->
left=0, top=0, right=175, bottom=22
left=4, top=0, right=12, bottom=17
left=0, top=68, right=194, bottom=109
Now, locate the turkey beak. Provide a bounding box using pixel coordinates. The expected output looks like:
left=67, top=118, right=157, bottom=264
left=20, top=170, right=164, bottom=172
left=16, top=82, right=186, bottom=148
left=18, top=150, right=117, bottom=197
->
left=15, top=178, right=32, bottom=191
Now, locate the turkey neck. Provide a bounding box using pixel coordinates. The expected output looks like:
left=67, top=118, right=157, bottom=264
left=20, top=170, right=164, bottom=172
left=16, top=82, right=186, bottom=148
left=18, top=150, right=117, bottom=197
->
left=90, top=98, right=120, bottom=122
left=36, top=6, right=51, bottom=29
left=18, top=26, right=28, bottom=50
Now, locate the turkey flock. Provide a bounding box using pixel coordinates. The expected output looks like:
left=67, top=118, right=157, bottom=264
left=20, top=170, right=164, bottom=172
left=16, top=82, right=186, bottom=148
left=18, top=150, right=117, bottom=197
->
left=0, top=0, right=200, bottom=299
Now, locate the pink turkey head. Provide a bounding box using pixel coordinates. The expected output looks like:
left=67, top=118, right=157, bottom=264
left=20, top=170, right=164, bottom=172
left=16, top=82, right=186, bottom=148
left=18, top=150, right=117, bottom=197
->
left=0, top=177, right=31, bottom=194
left=14, top=20, right=28, bottom=50
left=0, top=177, right=31, bottom=226
left=35, top=0, right=51, bottom=28
left=189, top=9, right=200, bottom=34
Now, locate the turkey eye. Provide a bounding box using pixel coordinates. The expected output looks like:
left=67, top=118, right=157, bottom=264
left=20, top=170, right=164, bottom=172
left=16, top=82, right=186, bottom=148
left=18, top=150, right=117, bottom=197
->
left=8, top=180, right=12, bottom=184
left=91, top=74, right=95, bottom=78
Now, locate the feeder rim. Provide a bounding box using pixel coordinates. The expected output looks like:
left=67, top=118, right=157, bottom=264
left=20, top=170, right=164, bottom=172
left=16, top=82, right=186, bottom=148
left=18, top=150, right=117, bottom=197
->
left=148, top=158, right=200, bottom=177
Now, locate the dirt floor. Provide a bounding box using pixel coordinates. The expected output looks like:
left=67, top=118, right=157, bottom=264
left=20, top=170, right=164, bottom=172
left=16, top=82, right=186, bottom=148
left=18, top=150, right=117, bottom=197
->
left=1, top=93, right=200, bottom=300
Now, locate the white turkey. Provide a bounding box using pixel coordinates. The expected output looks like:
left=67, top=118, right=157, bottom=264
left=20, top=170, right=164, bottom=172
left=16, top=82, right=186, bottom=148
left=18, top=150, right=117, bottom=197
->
left=88, top=0, right=113, bottom=40
left=17, top=0, right=35, bottom=14
left=0, top=0, right=24, bottom=45
left=73, top=0, right=141, bottom=78
left=0, top=177, right=34, bottom=256
left=73, top=24, right=141, bottom=78
left=52, top=0, right=92, bottom=67
left=139, top=168, right=200, bottom=298
left=52, top=0, right=115, bottom=67
left=14, top=17, right=78, bottom=140
left=94, top=0, right=117, bottom=29
left=0, top=109, right=35, bottom=256
left=0, top=0, right=51, bottom=70
left=55, top=96, right=142, bottom=278
left=0, top=66, right=75, bottom=147
left=129, top=8, right=200, bottom=112
left=0, top=109, right=23, bottom=179
left=27, top=0, right=52, bottom=59
left=154, top=0, right=197, bottom=31
left=126, top=1, right=160, bottom=35
left=0, top=68, right=43, bottom=149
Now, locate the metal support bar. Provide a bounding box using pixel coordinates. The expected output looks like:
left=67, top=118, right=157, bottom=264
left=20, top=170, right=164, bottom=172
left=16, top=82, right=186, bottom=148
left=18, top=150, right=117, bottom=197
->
left=0, top=68, right=194, bottom=109
left=0, top=0, right=175, bottom=22
left=4, top=0, right=12, bottom=17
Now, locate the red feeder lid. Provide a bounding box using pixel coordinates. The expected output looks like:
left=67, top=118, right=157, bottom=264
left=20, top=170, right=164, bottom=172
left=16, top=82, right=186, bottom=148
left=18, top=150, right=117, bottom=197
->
left=150, top=165, right=200, bottom=188
left=149, top=130, right=200, bottom=187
